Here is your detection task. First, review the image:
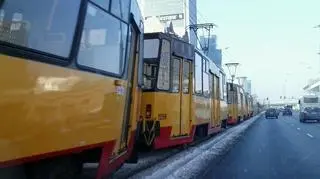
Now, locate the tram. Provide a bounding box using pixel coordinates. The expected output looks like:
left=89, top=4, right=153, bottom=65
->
left=138, top=32, right=228, bottom=150
left=0, top=0, right=143, bottom=178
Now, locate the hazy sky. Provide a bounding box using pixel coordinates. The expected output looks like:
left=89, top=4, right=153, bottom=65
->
left=198, top=0, right=320, bottom=102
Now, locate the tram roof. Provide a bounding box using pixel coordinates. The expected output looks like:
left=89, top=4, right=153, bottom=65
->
left=144, top=32, right=195, bottom=61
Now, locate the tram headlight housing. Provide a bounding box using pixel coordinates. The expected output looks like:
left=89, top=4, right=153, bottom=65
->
left=146, top=104, right=152, bottom=119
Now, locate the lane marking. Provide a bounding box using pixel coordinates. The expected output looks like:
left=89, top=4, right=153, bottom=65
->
left=297, top=128, right=301, bottom=130
left=307, top=133, right=314, bottom=138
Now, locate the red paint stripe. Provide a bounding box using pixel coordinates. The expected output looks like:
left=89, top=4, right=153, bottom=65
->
left=208, top=126, right=221, bottom=134
left=0, top=142, right=106, bottom=168
left=227, top=117, right=237, bottom=125
left=96, top=131, right=136, bottom=179
left=2, top=131, right=137, bottom=179
left=153, top=126, right=196, bottom=149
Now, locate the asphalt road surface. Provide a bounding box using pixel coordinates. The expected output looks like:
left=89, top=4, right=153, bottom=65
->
left=203, top=111, right=320, bottom=179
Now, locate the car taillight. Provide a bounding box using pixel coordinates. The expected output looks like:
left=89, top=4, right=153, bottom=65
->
left=146, top=104, right=152, bottom=119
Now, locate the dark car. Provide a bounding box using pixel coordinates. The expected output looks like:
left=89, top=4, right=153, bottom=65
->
left=300, top=107, right=320, bottom=122
left=283, top=108, right=292, bottom=116
left=265, top=108, right=279, bottom=119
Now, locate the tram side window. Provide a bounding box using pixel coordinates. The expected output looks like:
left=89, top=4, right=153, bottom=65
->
left=223, top=76, right=227, bottom=100
left=78, top=3, right=128, bottom=75
left=220, top=72, right=225, bottom=100
left=227, top=83, right=232, bottom=104
left=213, top=75, right=218, bottom=99
left=203, top=58, right=209, bottom=97
left=172, top=58, right=180, bottom=92
left=111, top=0, right=130, bottom=21
left=215, top=76, right=220, bottom=100
left=157, top=39, right=171, bottom=90
left=195, top=53, right=203, bottom=94
left=144, top=39, right=160, bottom=58
left=143, top=63, right=157, bottom=89
left=0, top=0, right=80, bottom=58
left=183, top=61, right=190, bottom=93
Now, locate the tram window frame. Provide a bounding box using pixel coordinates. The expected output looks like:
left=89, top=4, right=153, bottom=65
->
left=0, top=0, right=81, bottom=59
left=144, top=39, right=160, bottom=59
left=202, top=58, right=210, bottom=97
left=171, top=57, right=180, bottom=93
left=111, top=0, right=130, bottom=22
left=223, top=75, right=227, bottom=100
left=91, top=0, right=110, bottom=11
left=182, top=60, right=190, bottom=94
left=157, top=39, right=171, bottom=91
left=76, top=2, right=129, bottom=77
left=194, top=52, right=203, bottom=95
left=143, top=62, right=158, bottom=90
left=220, top=72, right=225, bottom=100
left=215, top=75, right=220, bottom=100
left=226, top=83, right=232, bottom=104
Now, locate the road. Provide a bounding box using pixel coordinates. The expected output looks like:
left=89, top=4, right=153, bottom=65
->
left=203, top=112, right=320, bottom=179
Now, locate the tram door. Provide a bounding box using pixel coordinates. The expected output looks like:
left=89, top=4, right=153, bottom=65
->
left=210, top=74, right=220, bottom=128
left=120, top=26, right=139, bottom=150
left=171, top=57, right=191, bottom=136
left=214, top=75, right=220, bottom=127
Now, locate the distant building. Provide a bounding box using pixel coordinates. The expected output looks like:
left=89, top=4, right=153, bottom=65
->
left=199, top=35, right=222, bottom=67
left=200, top=35, right=217, bottom=52
left=212, top=49, right=222, bottom=67
left=142, top=0, right=197, bottom=45
left=303, top=78, right=320, bottom=95
left=144, top=16, right=165, bottom=33
left=244, top=80, right=252, bottom=94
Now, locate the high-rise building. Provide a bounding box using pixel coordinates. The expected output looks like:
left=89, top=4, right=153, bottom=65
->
left=200, top=35, right=217, bottom=51
left=244, top=80, right=252, bottom=94
left=199, top=35, right=222, bottom=67
left=142, top=0, right=197, bottom=45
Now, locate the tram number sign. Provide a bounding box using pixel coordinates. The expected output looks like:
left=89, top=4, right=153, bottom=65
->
left=158, top=114, right=167, bottom=120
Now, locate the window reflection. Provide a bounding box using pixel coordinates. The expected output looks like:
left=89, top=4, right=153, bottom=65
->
left=183, top=60, right=190, bottom=93
left=195, top=53, right=202, bottom=94
left=172, top=58, right=180, bottom=93
left=111, top=0, right=130, bottom=21
left=92, top=0, right=110, bottom=10
left=78, top=3, right=128, bottom=75
left=203, top=72, right=209, bottom=96
left=157, top=39, right=170, bottom=90
left=0, top=0, right=80, bottom=57
left=143, top=62, right=157, bottom=89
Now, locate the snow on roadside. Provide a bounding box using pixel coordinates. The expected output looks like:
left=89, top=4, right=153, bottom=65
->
left=111, top=148, right=180, bottom=179
left=130, top=113, right=262, bottom=179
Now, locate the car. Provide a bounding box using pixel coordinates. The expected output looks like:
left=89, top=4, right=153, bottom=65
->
left=282, top=108, right=292, bottom=116
left=265, top=108, right=279, bottom=119
left=300, top=107, right=320, bottom=122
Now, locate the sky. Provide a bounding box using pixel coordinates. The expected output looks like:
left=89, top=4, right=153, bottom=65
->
left=198, top=0, right=320, bottom=103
